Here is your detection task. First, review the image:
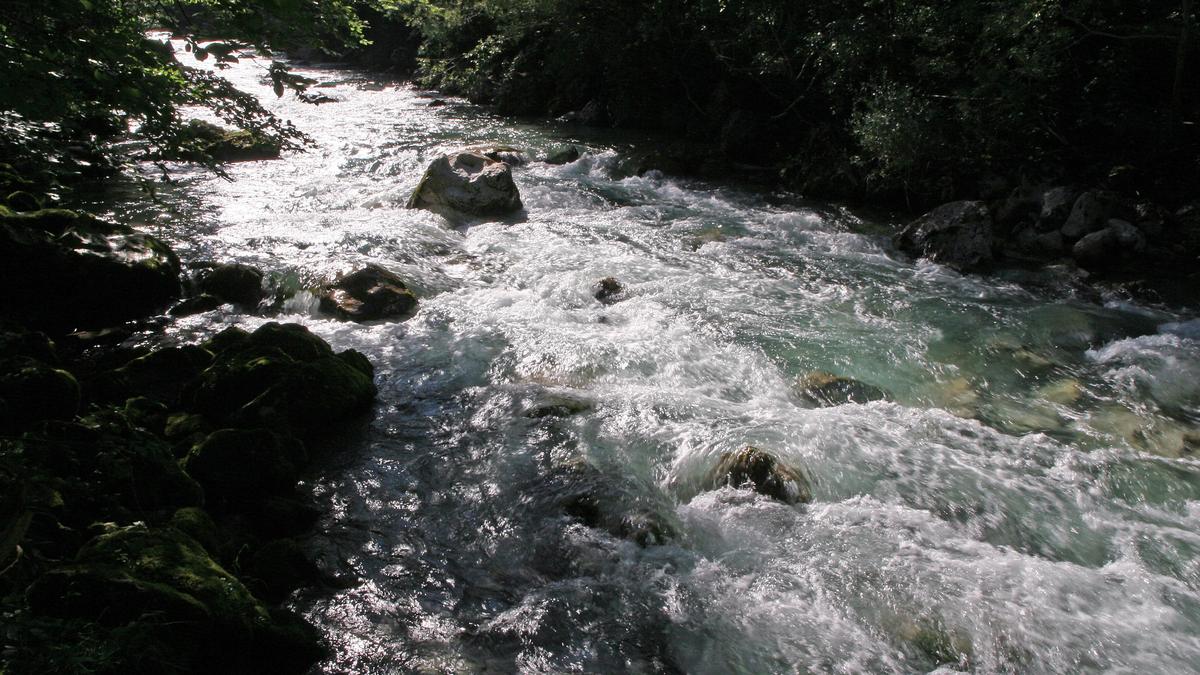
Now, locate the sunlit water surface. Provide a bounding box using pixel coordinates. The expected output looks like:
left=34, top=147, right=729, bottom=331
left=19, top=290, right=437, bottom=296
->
left=96, top=47, right=1200, bottom=673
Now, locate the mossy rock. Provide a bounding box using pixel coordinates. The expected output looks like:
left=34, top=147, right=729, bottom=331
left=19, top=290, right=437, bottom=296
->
left=172, top=120, right=282, bottom=163
left=121, top=396, right=171, bottom=435
left=21, top=415, right=203, bottom=529
left=704, top=446, right=813, bottom=504
left=187, top=323, right=375, bottom=430
left=0, top=208, right=182, bottom=330
left=0, top=356, right=79, bottom=432
left=96, top=345, right=214, bottom=406
left=184, top=429, right=308, bottom=510
left=244, top=538, right=324, bottom=603
left=202, top=325, right=252, bottom=355
left=26, top=524, right=323, bottom=673
left=170, top=506, right=222, bottom=558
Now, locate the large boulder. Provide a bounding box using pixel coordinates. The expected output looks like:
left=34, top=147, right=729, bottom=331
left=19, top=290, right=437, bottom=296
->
left=1061, top=190, right=1117, bottom=240
left=186, top=322, right=376, bottom=430
left=1072, top=219, right=1147, bottom=271
left=1037, top=186, right=1080, bottom=231
left=319, top=264, right=418, bottom=322
left=0, top=208, right=181, bottom=330
left=26, top=525, right=323, bottom=674
left=702, top=446, right=813, bottom=504
left=895, top=201, right=994, bottom=271
left=406, top=151, right=523, bottom=217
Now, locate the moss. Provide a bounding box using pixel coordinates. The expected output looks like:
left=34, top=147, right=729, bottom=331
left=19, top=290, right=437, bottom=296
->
left=96, top=345, right=214, bottom=406
left=169, top=507, right=222, bottom=558
left=183, top=429, right=308, bottom=510
left=0, top=357, right=79, bottom=432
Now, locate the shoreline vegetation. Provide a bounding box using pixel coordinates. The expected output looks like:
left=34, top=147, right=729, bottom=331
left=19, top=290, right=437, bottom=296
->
left=1, top=1, right=1198, bottom=672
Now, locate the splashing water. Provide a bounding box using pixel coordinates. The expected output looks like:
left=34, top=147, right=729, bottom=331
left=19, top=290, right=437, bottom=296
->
left=96, top=46, right=1200, bottom=673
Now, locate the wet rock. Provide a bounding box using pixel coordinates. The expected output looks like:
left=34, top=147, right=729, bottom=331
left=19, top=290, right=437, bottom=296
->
left=0, top=208, right=181, bottom=330
left=244, top=538, right=324, bottom=603
left=1037, top=186, right=1079, bottom=231
left=593, top=277, right=624, bottom=304
left=170, top=293, right=225, bottom=316
left=0, top=323, right=58, bottom=363
left=703, top=446, right=813, bottom=504
left=464, top=144, right=527, bottom=166
left=186, top=323, right=375, bottom=431
left=798, top=371, right=888, bottom=406
left=202, top=325, right=251, bottom=355
left=194, top=262, right=265, bottom=306
left=248, top=496, right=321, bottom=539
left=406, top=151, right=523, bottom=218
left=428, top=98, right=447, bottom=107
left=184, top=429, right=308, bottom=510
left=122, top=396, right=171, bottom=435
left=525, top=393, right=592, bottom=418
left=0, top=357, right=79, bottom=431
left=1061, top=190, right=1116, bottom=240
left=545, top=145, right=582, bottom=165
left=895, top=201, right=994, bottom=272
left=319, top=264, right=418, bottom=322
left=992, top=186, right=1041, bottom=233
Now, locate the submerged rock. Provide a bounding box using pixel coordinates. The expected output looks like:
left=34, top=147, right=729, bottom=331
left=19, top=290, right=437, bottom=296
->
left=319, top=264, right=418, bottom=322
left=895, top=200, right=994, bottom=271
left=798, top=371, right=888, bottom=406
left=545, top=145, right=582, bottom=165
left=703, top=446, right=813, bottom=504
left=406, top=151, right=523, bottom=218
left=593, top=277, right=624, bottom=304
left=548, top=458, right=677, bottom=547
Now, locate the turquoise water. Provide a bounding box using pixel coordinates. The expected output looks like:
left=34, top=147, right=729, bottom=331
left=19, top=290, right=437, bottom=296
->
left=101, top=46, right=1200, bottom=673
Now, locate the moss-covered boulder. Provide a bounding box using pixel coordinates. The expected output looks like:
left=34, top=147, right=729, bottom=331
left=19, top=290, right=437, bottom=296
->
left=20, top=415, right=203, bottom=529
left=184, top=429, right=307, bottom=511
left=94, top=345, right=214, bottom=406
left=173, top=119, right=282, bottom=163
left=0, top=356, right=80, bottom=432
left=319, top=264, right=419, bottom=322
left=0, top=208, right=181, bottom=330
left=703, top=446, right=813, bottom=504
left=26, top=524, right=323, bottom=674
left=186, top=322, right=375, bottom=430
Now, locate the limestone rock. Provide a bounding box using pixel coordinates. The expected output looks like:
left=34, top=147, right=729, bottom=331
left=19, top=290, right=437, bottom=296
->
left=406, top=151, right=523, bottom=217
left=895, top=201, right=994, bottom=271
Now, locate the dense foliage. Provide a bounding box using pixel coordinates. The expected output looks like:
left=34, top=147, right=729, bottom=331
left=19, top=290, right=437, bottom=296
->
left=369, top=0, right=1198, bottom=206
left=0, top=0, right=370, bottom=194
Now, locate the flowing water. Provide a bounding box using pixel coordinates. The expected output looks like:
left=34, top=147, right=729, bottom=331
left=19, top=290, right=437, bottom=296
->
left=97, top=48, right=1200, bottom=673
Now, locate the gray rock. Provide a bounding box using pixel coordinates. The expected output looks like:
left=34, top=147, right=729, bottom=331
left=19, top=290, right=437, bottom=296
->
left=1014, top=225, right=1065, bottom=257
left=195, top=263, right=264, bottom=306
left=593, top=277, right=624, bottom=304
left=406, top=151, right=523, bottom=218
left=545, top=145, right=582, bottom=165
left=1072, top=220, right=1143, bottom=271
left=1038, top=186, right=1079, bottom=231
left=895, top=201, right=994, bottom=271
left=1061, top=191, right=1112, bottom=240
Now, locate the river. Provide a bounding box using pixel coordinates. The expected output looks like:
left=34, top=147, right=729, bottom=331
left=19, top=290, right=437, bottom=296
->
left=95, top=48, right=1200, bottom=673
